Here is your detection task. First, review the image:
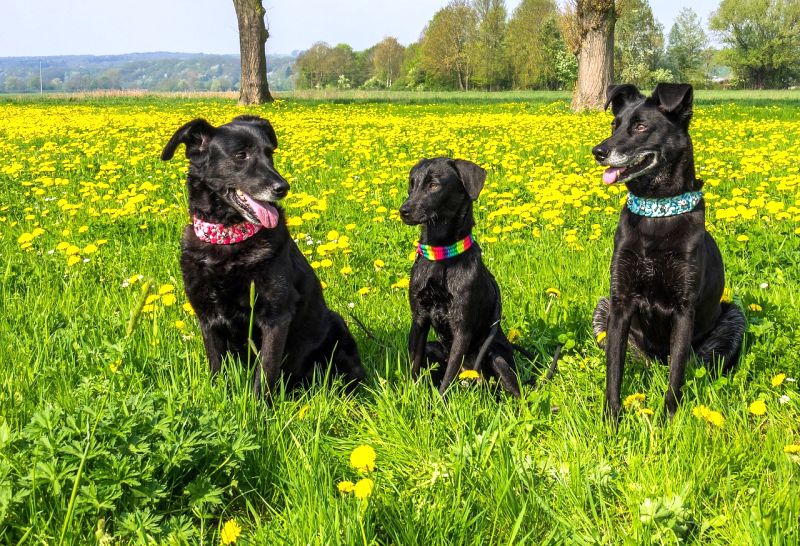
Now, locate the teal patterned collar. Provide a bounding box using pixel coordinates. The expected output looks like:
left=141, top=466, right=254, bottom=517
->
left=627, top=191, right=703, bottom=217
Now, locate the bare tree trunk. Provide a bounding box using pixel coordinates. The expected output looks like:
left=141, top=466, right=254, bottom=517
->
left=570, top=1, right=615, bottom=111
left=233, top=0, right=273, bottom=104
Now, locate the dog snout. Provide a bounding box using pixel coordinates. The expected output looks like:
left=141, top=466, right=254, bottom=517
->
left=592, top=144, right=610, bottom=162
left=399, top=202, right=412, bottom=220
left=271, top=178, right=290, bottom=199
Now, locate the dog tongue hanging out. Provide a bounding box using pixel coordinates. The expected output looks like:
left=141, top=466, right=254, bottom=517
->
left=161, top=115, right=364, bottom=396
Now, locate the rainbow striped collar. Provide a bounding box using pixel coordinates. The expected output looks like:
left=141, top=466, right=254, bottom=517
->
left=416, top=234, right=474, bottom=261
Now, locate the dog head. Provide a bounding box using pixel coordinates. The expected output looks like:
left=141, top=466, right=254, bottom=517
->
left=161, top=115, right=289, bottom=227
left=398, top=157, right=486, bottom=226
left=592, top=83, right=696, bottom=195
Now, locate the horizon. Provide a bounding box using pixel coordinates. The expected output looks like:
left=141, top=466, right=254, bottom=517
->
left=1, top=0, right=721, bottom=59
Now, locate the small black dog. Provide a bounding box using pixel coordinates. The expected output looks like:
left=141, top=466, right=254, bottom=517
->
left=591, top=83, right=745, bottom=422
left=161, top=115, right=364, bottom=396
left=399, top=157, right=520, bottom=396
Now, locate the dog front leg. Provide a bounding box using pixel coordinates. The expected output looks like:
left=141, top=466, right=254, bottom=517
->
left=199, top=321, right=227, bottom=376
left=438, top=331, right=472, bottom=396
left=605, top=303, right=632, bottom=424
left=253, top=314, right=292, bottom=398
left=408, top=317, right=430, bottom=379
left=665, top=310, right=695, bottom=418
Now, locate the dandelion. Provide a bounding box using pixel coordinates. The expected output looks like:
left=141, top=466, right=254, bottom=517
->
left=158, top=284, right=175, bottom=294
left=337, top=480, right=355, bottom=493
left=109, top=359, right=121, bottom=374
left=459, top=369, right=480, bottom=380
left=174, top=319, right=186, bottom=330
left=357, top=287, right=371, bottom=296
left=693, top=405, right=725, bottom=427
left=220, top=518, right=241, bottom=545
left=771, top=373, right=786, bottom=387
left=391, top=278, right=410, bottom=289
left=784, top=444, right=800, bottom=454
left=353, top=478, right=374, bottom=500
left=161, top=294, right=177, bottom=306
left=82, top=243, right=98, bottom=254
left=720, top=287, right=732, bottom=303
left=67, top=255, right=81, bottom=266
left=596, top=330, right=607, bottom=344
left=297, top=404, right=311, bottom=420
left=182, top=302, right=195, bottom=315
left=507, top=328, right=520, bottom=342
left=748, top=399, right=767, bottom=416
left=749, top=303, right=762, bottom=312
left=545, top=287, right=561, bottom=298
left=373, top=259, right=385, bottom=269
left=623, top=393, right=646, bottom=409
left=350, top=445, right=377, bottom=472
left=340, top=266, right=353, bottom=275
left=736, top=234, right=749, bottom=243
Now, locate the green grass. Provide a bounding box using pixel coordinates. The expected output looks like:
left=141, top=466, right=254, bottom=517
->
left=0, top=93, right=798, bottom=544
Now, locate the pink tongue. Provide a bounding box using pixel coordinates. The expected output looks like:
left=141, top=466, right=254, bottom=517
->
left=242, top=193, right=279, bottom=228
left=602, top=167, right=626, bottom=185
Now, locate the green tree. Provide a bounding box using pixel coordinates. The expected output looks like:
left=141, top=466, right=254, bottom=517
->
left=371, top=37, right=406, bottom=88
left=710, top=0, right=800, bottom=88
left=295, top=42, right=333, bottom=89
left=665, top=8, right=709, bottom=84
left=506, top=0, right=566, bottom=89
left=472, top=0, right=510, bottom=90
left=421, top=0, right=478, bottom=90
left=615, top=0, right=665, bottom=87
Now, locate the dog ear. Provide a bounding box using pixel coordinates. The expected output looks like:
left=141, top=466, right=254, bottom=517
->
left=653, top=83, right=693, bottom=122
left=232, top=115, right=278, bottom=148
left=161, top=118, right=215, bottom=161
left=604, top=84, right=644, bottom=115
left=452, top=159, right=487, bottom=201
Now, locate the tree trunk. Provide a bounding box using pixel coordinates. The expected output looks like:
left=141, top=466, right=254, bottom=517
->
left=571, top=2, right=615, bottom=111
left=233, top=0, right=273, bottom=104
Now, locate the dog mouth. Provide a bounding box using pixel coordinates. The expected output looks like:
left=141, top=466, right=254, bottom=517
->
left=601, top=152, right=659, bottom=185
left=231, top=188, right=279, bottom=228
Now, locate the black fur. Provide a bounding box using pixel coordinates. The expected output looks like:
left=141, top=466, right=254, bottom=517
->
left=162, top=115, right=364, bottom=396
left=399, top=157, right=520, bottom=396
left=591, top=83, right=745, bottom=422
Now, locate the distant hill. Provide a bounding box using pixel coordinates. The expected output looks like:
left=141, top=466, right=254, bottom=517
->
left=0, top=52, right=297, bottom=93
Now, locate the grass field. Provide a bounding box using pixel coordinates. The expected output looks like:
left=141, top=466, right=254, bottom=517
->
left=1, top=93, right=799, bottom=544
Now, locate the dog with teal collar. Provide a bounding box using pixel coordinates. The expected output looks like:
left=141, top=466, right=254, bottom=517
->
left=591, top=83, right=745, bottom=425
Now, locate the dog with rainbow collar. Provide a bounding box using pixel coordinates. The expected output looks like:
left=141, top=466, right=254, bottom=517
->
left=591, top=83, right=745, bottom=423
left=399, top=157, right=521, bottom=396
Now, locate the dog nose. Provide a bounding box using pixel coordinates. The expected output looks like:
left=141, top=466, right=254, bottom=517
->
left=399, top=203, right=411, bottom=220
left=592, top=145, right=609, bottom=161
left=272, top=179, right=289, bottom=199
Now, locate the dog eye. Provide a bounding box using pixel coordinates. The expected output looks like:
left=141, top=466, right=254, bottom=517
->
left=634, top=123, right=647, bottom=132
left=234, top=150, right=248, bottom=160
left=429, top=181, right=440, bottom=190
left=611, top=120, right=616, bottom=129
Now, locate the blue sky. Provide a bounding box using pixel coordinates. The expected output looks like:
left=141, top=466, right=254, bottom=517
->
left=0, top=0, right=721, bottom=57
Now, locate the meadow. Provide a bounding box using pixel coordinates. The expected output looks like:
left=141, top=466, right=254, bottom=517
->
left=0, top=92, right=799, bottom=544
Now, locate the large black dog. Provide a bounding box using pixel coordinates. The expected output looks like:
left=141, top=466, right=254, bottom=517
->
left=591, top=83, right=745, bottom=422
left=399, top=157, right=521, bottom=396
left=161, top=115, right=364, bottom=396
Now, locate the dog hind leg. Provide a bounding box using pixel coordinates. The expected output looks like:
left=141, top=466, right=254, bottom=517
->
left=488, top=352, right=520, bottom=397
left=695, top=302, right=745, bottom=375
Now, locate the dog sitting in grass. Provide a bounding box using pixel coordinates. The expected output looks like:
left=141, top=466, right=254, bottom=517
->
left=399, top=157, right=521, bottom=396
left=161, top=115, right=364, bottom=396
left=591, top=83, right=745, bottom=422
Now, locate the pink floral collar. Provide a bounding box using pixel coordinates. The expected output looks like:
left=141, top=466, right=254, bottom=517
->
left=192, top=215, right=262, bottom=244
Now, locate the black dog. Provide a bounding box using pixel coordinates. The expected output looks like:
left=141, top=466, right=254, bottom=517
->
left=161, top=115, right=364, bottom=396
left=399, top=157, right=521, bottom=396
left=591, top=83, right=745, bottom=422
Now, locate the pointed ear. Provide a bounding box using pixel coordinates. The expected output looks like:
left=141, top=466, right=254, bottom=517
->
left=232, top=115, right=278, bottom=148
left=605, top=84, right=644, bottom=115
left=452, top=159, right=486, bottom=201
left=653, top=83, right=693, bottom=122
left=161, top=118, right=216, bottom=161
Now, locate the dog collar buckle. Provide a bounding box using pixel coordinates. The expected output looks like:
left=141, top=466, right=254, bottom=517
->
left=192, top=215, right=262, bottom=244
left=416, top=234, right=474, bottom=261
left=626, top=191, right=703, bottom=217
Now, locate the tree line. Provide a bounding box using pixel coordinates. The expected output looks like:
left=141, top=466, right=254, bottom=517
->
left=292, top=0, right=800, bottom=92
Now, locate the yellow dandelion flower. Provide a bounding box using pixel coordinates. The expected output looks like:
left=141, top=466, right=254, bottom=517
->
left=340, top=266, right=352, bottom=275
left=391, top=278, right=410, bottom=289
left=748, top=399, right=767, bottom=416
left=771, top=373, right=786, bottom=387
left=350, top=445, right=376, bottom=472
left=596, top=330, right=607, bottom=343
left=220, top=518, right=241, bottom=545
left=507, top=328, right=520, bottom=342
left=354, top=478, right=374, bottom=500
left=298, top=404, right=311, bottom=420
left=327, top=230, right=340, bottom=241
left=67, top=255, right=81, bottom=266
left=720, top=287, right=732, bottom=303
left=545, top=287, right=561, bottom=298
left=82, top=244, right=98, bottom=254
left=183, top=302, right=195, bottom=315
left=357, top=287, right=371, bottom=296
left=784, top=444, right=800, bottom=454
left=458, top=369, right=480, bottom=380
left=158, top=283, right=175, bottom=294
left=161, top=294, right=177, bottom=306
left=693, top=405, right=725, bottom=427
left=749, top=303, right=762, bottom=312
left=174, top=320, right=186, bottom=330
left=337, top=480, right=355, bottom=493
left=623, top=393, right=646, bottom=409
left=374, top=259, right=385, bottom=269
left=736, top=235, right=749, bottom=243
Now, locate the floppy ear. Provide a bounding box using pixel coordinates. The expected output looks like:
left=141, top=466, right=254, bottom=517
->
left=161, top=118, right=216, bottom=161
left=653, top=83, right=693, bottom=122
left=604, top=84, right=644, bottom=115
left=232, top=115, right=279, bottom=148
left=452, top=159, right=487, bottom=201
